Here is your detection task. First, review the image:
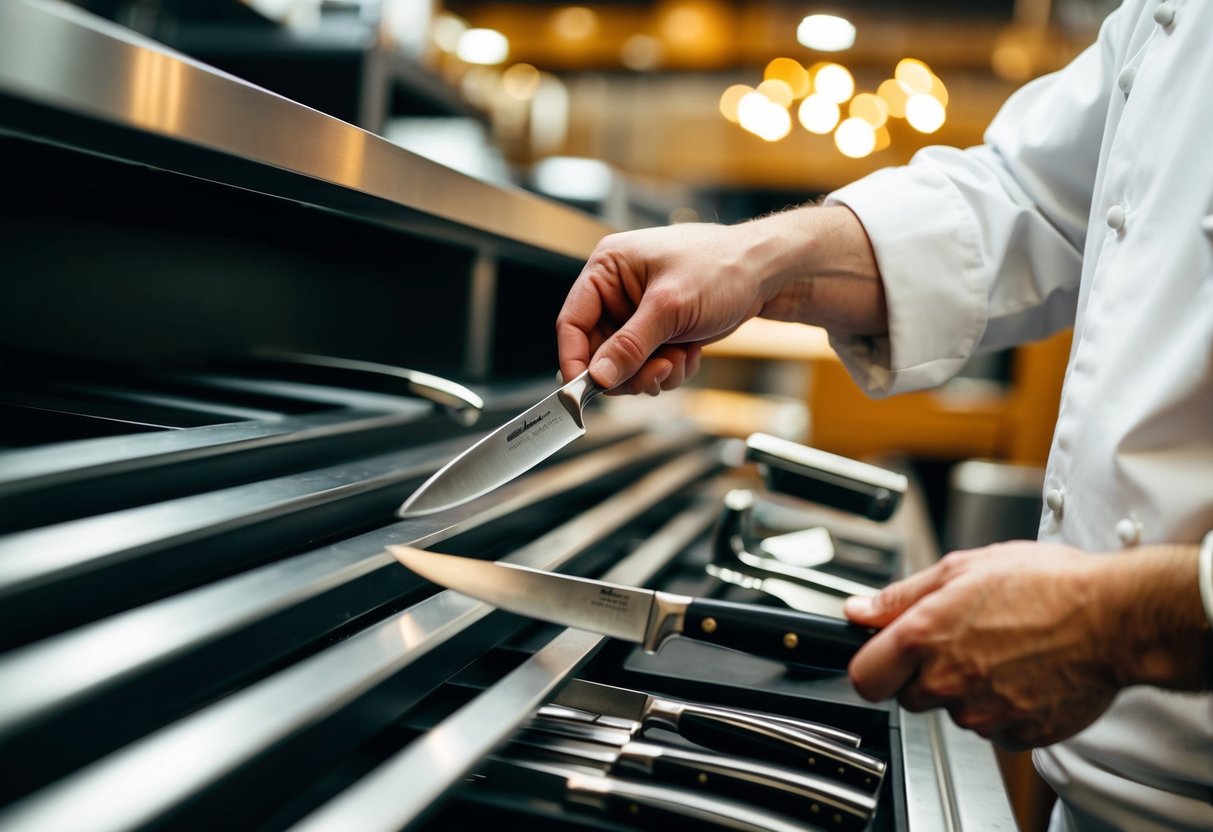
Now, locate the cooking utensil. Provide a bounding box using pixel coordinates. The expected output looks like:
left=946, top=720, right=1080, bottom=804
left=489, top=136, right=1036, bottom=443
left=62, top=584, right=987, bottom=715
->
left=396, top=370, right=603, bottom=517
left=551, top=677, right=862, bottom=749
left=388, top=546, right=874, bottom=670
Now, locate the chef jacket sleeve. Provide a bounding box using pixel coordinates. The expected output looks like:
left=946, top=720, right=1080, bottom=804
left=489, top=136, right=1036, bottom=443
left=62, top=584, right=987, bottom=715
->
left=824, top=5, right=1135, bottom=397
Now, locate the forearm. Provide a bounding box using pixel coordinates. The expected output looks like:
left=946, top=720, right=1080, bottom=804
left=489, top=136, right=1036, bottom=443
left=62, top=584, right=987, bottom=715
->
left=741, top=205, right=889, bottom=336
left=1095, top=544, right=1212, bottom=690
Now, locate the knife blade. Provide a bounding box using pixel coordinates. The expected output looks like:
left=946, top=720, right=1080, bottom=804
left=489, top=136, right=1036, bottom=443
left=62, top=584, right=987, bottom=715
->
left=551, top=677, right=863, bottom=748
left=387, top=546, right=875, bottom=670
left=509, top=730, right=876, bottom=831
left=467, top=756, right=830, bottom=832
left=528, top=711, right=885, bottom=793
left=396, top=370, right=604, bottom=517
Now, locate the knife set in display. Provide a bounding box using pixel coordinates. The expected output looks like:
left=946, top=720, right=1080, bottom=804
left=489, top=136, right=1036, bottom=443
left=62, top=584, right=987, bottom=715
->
left=464, top=678, right=886, bottom=832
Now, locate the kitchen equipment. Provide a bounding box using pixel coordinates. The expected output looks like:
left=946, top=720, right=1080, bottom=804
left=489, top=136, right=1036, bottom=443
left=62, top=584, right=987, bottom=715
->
left=397, top=371, right=604, bottom=517
left=389, top=546, right=874, bottom=670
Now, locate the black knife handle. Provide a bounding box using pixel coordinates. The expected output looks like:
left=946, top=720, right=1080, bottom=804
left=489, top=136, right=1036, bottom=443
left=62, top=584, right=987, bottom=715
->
left=684, top=598, right=873, bottom=671
left=675, top=706, right=885, bottom=792
left=619, top=743, right=875, bottom=831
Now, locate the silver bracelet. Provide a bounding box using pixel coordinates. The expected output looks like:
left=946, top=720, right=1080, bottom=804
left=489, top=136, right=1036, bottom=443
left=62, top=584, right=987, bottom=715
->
left=1200, top=531, right=1213, bottom=628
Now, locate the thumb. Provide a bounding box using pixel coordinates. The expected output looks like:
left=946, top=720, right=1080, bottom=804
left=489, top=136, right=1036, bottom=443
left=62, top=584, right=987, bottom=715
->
left=844, top=561, right=948, bottom=627
left=588, top=303, right=674, bottom=389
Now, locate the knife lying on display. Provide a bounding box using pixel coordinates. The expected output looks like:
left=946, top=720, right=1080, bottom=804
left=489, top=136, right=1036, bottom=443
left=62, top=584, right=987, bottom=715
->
left=527, top=712, right=885, bottom=793
left=388, top=546, right=875, bottom=670
left=396, top=370, right=604, bottom=517
left=548, top=677, right=863, bottom=749
left=509, top=728, right=876, bottom=830
left=467, top=756, right=834, bottom=832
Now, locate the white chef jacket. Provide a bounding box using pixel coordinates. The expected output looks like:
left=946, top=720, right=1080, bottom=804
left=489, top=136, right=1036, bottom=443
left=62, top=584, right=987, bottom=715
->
left=826, top=0, right=1213, bottom=829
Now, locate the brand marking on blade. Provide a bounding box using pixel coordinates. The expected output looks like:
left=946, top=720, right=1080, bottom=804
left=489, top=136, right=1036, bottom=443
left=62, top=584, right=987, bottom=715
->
left=590, top=587, right=632, bottom=613
left=507, top=410, right=552, bottom=442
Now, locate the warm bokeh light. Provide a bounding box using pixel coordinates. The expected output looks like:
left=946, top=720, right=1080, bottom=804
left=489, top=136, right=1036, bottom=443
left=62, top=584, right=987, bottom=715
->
left=906, top=93, right=947, bottom=133
left=849, top=93, right=888, bottom=128
left=895, top=58, right=934, bottom=94
left=796, top=14, right=856, bottom=52
left=460, top=66, right=499, bottom=107
left=756, top=79, right=794, bottom=108
left=813, top=63, right=854, bottom=104
left=719, top=84, right=754, bottom=123
left=621, top=34, right=663, bottom=70
left=764, top=58, right=810, bottom=99
left=431, top=14, right=468, bottom=53
left=457, top=28, right=509, bottom=65
left=738, top=91, right=793, bottom=141
left=926, top=74, right=949, bottom=107
left=550, top=6, right=599, bottom=40
left=502, top=63, right=541, bottom=100
left=877, top=78, right=909, bottom=118
left=797, top=94, right=840, bottom=134
left=835, top=117, right=876, bottom=158
left=873, top=124, right=891, bottom=152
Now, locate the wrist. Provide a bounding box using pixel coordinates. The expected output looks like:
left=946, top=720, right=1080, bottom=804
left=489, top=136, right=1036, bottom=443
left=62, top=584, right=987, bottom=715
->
left=1098, top=544, right=1209, bottom=689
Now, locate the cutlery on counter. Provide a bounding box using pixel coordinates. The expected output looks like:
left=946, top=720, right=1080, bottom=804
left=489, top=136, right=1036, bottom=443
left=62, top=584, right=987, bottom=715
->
left=505, top=728, right=876, bottom=831
left=527, top=710, right=886, bottom=793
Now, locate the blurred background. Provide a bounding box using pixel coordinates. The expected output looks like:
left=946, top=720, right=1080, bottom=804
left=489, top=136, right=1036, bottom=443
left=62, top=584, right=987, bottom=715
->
left=43, top=5, right=1116, bottom=825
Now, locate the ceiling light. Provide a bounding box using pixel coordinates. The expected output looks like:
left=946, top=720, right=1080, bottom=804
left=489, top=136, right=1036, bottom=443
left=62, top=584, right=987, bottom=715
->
left=834, top=117, right=876, bottom=158
left=457, top=28, right=509, bottom=65
left=905, top=94, right=946, bottom=133
left=797, top=14, right=856, bottom=52
left=797, top=94, right=840, bottom=134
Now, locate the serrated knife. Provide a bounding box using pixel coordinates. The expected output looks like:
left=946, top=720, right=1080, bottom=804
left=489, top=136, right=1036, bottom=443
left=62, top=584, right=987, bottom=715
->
left=396, top=370, right=604, bottom=517
left=387, top=546, right=874, bottom=670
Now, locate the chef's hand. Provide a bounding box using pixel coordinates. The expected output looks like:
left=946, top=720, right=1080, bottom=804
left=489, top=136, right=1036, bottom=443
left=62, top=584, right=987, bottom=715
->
left=556, top=207, right=886, bottom=395
left=843, top=540, right=1209, bottom=751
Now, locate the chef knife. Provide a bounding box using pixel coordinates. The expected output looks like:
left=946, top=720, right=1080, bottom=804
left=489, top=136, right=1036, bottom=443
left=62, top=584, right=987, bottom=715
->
left=396, top=370, right=604, bottom=517
left=527, top=711, right=885, bottom=793
left=387, top=546, right=874, bottom=670
left=467, top=756, right=832, bottom=832
left=509, top=729, right=876, bottom=830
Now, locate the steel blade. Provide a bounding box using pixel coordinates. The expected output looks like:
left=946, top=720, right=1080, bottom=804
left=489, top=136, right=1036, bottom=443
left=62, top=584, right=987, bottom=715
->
left=388, top=547, right=654, bottom=644
left=396, top=372, right=599, bottom=517
left=554, top=679, right=651, bottom=722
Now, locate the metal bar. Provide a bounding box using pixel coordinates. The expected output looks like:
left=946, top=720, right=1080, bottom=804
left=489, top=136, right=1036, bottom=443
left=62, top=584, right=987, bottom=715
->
left=0, top=445, right=723, bottom=832
left=289, top=496, right=725, bottom=832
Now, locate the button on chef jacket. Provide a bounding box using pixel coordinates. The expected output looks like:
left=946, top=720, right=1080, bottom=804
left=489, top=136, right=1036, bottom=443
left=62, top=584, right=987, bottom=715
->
left=827, top=1, right=1213, bottom=829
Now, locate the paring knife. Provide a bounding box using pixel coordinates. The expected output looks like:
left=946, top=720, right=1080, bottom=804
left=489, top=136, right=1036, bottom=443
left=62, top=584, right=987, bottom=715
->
left=396, top=370, right=604, bottom=517
left=388, top=546, right=875, bottom=670
left=467, top=756, right=830, bottom=832
left=527, top=712, right=885, bottom=793
left=509, top=729, right=876, bottom=830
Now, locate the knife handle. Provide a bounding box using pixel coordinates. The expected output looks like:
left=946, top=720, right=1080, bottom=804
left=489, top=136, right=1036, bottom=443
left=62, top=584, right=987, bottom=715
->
left=674, top=705, right=885, bottom=792
left=618, top=743, right=875, bottom=831
left=683, top=598, right=873, bottom=670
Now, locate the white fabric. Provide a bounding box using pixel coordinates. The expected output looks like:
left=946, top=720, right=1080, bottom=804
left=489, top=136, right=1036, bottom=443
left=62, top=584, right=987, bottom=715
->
left=828, top=1, right=1213, bottom=828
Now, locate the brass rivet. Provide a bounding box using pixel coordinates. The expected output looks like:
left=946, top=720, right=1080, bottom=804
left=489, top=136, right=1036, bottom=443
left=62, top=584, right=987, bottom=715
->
left=697, top=773, right=708, bottom=785
left=629, top=804, right=640, bottom=816
left=808, top=756, right=817, bottom=766
left=701, top=617, right=718, bottom=634
left=810, top=804, right=820, bottom=814
left=833, top=813, right=843, bottom=824
left=783, top=632, right=799, bottom=649
left=837, top=766, right=845, bottom=775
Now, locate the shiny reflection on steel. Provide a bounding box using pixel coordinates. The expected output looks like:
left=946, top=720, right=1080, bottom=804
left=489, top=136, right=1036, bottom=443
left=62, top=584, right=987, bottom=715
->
left=288, top=497, right=725, bottom=832
left=0, top=1, right=611, bottom=260
left=248, top=350, right=485, bottom=426
left=0, top=430, right=695, bottom=740
left=0, top=408, right=425, bottom=500
left=0, top=447, right=723, bottom=831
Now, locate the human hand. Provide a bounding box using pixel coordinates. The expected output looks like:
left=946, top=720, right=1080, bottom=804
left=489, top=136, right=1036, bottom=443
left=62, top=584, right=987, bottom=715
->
left=843, top=541, right=1122, bottom=751
left=556, top=207, right=885, bottom=395
left=556, top=223, right=772, bottom=396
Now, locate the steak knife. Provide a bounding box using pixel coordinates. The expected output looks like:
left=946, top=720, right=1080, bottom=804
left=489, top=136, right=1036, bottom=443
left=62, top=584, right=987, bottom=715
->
left=509, top=729, right=876, bottom=831
left=468, top=756, right=831, bottom=832
left=396, top=370, right=604, bottom=517
left=388, top=546, right=874, bottom=670
left=528, top=712, right=885, bottom=793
